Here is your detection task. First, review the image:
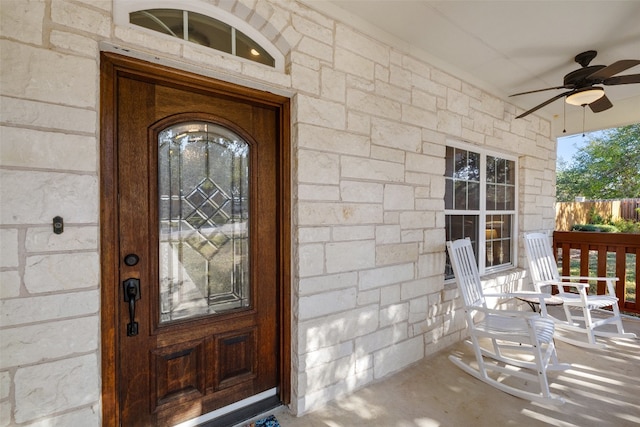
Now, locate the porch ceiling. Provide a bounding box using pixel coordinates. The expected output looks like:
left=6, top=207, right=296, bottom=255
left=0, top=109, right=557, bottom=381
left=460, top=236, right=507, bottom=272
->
left=303, top=1, right=640, bottom=137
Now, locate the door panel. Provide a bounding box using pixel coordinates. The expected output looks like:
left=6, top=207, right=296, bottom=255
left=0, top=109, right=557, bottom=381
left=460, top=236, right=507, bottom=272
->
left=100, top=53, right=289, bottom=427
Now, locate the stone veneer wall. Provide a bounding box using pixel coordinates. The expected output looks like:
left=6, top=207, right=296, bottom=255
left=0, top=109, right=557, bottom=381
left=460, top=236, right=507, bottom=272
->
left=0, top=0, right=556, bottom=424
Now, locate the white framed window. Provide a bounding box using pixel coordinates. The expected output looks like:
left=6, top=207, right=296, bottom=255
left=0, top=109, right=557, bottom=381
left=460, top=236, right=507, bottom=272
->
left=444, top=143, right=517, bottom=279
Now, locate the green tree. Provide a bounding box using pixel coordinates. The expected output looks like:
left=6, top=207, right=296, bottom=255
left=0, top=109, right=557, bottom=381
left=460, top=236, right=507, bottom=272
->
left=556, top=124, right=640, bottom=201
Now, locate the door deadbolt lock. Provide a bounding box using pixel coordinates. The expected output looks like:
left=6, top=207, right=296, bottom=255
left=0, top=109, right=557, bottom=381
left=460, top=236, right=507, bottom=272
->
left=124, top=253, right=140, bottom=266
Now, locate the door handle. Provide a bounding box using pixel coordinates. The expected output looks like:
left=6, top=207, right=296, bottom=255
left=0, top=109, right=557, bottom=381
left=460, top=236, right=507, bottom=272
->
left=123, top=278, right=141, bottom=336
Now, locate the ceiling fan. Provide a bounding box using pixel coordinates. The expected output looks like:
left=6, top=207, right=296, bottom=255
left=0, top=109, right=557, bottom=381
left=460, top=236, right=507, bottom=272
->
left=510, top=50, right=640, bottom=119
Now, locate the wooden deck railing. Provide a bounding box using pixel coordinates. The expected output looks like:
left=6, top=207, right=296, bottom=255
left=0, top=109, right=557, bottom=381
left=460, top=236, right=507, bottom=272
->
left=553, top=231, right=640, bottom=315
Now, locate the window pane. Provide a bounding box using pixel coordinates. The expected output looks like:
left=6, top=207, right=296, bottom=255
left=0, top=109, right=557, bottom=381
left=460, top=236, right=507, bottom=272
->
left=236, top=30, right=275, bottom=66
left=468, top=151, right=480, bottom=181
left=505, top=159, right=515, bottom=185
left=453, top=149, right=467, bottom=179
left=454, top=181, right=467, bottom=210
left=159, top=122, right=250, bottom=323
left=445, top=179, right=453, bottom=209
left=187, top=11, right=232, bottom=52
left=485, top=214, right=512, bottom=268
left=505, top=185, right=515, bottom=210
left=445, top=215, right=479, bottom=278
left=486, top=183, right=496, bottom=210
left=445, top=146, right=455, bottom=177
left=486, top=155, right=496, bottom=183
left=468, top=182, right=480, bottom=210
left=130, top=9, right=183, bottom=38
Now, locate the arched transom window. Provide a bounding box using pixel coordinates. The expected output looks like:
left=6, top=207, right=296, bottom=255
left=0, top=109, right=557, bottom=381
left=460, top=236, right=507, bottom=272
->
left=130, top=9, right=275, bottom=67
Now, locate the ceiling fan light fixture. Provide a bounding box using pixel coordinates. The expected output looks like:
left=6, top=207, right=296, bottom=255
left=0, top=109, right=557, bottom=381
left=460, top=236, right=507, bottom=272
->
left=565, top=87, right=605, bottom=106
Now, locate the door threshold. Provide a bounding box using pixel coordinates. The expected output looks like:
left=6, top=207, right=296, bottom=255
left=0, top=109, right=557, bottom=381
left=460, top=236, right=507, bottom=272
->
left=174, top=388, right=280, bottom=427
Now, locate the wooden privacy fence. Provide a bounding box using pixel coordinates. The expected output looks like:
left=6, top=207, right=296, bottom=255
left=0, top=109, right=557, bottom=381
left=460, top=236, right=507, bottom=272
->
left=556, top=198, right=640, bottom=231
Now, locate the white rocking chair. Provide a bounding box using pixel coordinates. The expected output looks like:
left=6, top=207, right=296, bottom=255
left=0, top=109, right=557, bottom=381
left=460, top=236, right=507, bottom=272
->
left=523, top=232, right=636, bottom=349
left=447, top=238, right=569, bottom=404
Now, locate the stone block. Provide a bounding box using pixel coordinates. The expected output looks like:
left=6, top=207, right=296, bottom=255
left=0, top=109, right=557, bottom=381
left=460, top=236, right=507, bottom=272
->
left=292, top=14, right=333, bottom=45
left=399, top=211, right=435, bottom=229
left=0, top=316, right=98, bottom=369
left=24, top=252, right=98, bottom=293
left=297, top=124, right=369, bottom=156
left=301, top=341, right=353, bottom=371
left=20, top=406, right=100, bottom=427
left=0, top=97, right=96, bottom=133
left=1, top=42, right=96, bottom=108
left=325, top=240, right=375, bottom=273
left=299, top=272, right=358, bottom=296
left=0, top=170, right=98, bottom=224
left=373, top=335, right=423, bottom=379
left=298, top=37, right=333, bottom=64
left=334, top=48, right=374, bottom=81
left=298, top=243, right=324, bottom=277
left=0, top=289, right=99, bottom=327
left=51, top=0, right=110, bottom=36
left=25, top=226, right=97, bottom=252
left=383, top=184, right=415, bottom=210
left=298, top=184, right=340, bottom=201
left=0, top=370, right=9, bottom=399
left=375, top=225, right=401, bottom=244
left=0, top=0, right=45, bottom=44
left=340, top=181, right=383, bottom=203
left=321, top=67, right=346, bottom=102
left=298, top=150, right=339, bottom=184
left=0, top=127, right=96, bottom=172
left=298, top=202, right=382, bottom=226
left=332, top=225, right=375, bottom=241
left=14, top=354, right=99, bottom=423
left=375, top=243, right=418, bottom=266
left=341, top=156, right=404, bottom=183
left=299, top=287, right=357, bottom=320
left=50, top=30, right=98, bottom=57
left=0, top=271, right=21, bottom=299
left=437, top=110, right=462, bottom=136
left=359, top=263, right=414, bottom=290
left=379, top=303, right=409, bottom=328
left=296, top=95, right=346, bottom=129
left=356, top=323, right=407, bottom=354
left=375, top=81, right=411, bottom=104
left=291, top=63, right=320, bottom=95
left=336, top=24, right=389, bottom=64
left=0, top=229, right=18, bottom=268
left=299, top=304, right=379, bottom=353
left=370, top=145, right=405, bottom=164
left=371, top=119, right=422, bottom=153
left=347, top=89, right=401, bottom=120
left=298, top=227, right=331, bottom=243
left=380, top=284, right=400, bottom=306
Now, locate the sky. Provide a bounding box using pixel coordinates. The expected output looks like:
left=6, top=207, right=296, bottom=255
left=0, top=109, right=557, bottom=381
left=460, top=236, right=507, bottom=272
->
left=557, top=133, right=588, bottom=165
left=556, top=130, right=605, bottom=167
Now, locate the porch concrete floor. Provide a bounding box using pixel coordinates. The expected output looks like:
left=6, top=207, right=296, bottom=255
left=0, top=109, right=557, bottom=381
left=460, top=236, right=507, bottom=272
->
left=276, top=308, right=640, bottom=427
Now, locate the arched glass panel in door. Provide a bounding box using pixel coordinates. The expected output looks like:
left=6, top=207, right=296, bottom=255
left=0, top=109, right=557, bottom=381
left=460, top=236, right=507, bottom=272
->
left=158, top=122, right=250, bottom=323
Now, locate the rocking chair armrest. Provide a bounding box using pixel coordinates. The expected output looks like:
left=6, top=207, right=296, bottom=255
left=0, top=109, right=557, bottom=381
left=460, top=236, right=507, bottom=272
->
left=541, top=280, right=589, bottom=290
left=484, top=291, right=552, bottom=299
left=558, top=276, right=619, bottom=283
left=468, top=306, right=538, bottom=319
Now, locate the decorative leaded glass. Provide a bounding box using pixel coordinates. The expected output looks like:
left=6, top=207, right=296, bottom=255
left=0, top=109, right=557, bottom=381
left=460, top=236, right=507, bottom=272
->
left=158, top=122, right=250, bottom=323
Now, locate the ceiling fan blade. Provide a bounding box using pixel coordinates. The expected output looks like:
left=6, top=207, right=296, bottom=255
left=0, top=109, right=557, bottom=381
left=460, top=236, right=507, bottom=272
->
left=589, top=94, right=613, bottom=113
left=603, top=74, right=640, bottom=85
left=515, top=90, right=574, bottom=119
left=509, top=85, right=571, bottom=97
left=587, top=60, right=640, bottom=80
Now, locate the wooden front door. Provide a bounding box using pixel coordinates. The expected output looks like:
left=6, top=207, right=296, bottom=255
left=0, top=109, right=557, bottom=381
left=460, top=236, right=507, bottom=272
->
left=100, top=53, right=290, bottom=427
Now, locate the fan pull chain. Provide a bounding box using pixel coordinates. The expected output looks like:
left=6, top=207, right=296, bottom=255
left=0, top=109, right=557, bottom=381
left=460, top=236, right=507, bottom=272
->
left=563, top=99, right=566, bottom=133
left=582, top=106, right=586, bottom=137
